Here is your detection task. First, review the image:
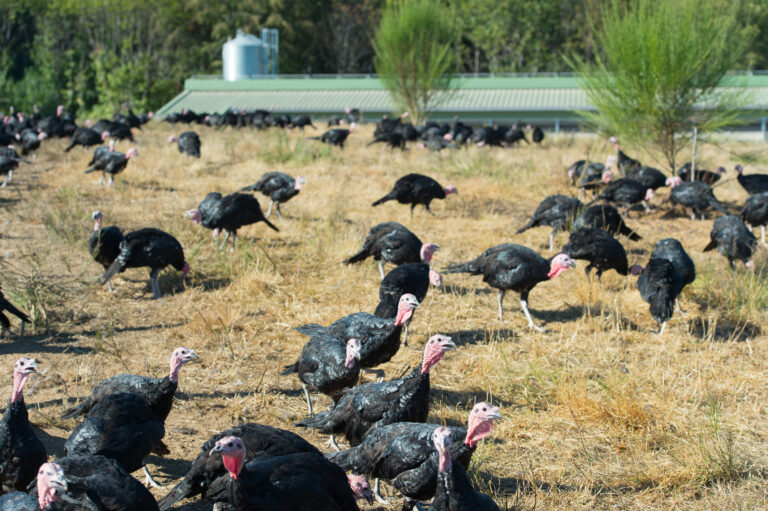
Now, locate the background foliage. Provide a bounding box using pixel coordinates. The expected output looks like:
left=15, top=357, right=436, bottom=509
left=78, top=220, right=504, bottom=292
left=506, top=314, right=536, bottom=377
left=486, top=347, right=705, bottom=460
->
left=1, top=0, right=767, bottom=116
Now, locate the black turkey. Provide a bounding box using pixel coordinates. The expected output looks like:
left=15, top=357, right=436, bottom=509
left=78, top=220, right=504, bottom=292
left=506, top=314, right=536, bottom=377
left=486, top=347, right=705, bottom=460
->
left=99, top=228, right=189, bottom=299
left=572, top=204, right=642, bottom=240
left=345, top=222, right=438, bottom=279
left=168, top=131, right=200, bottom=158
left=650, top=238, right=695, bottom=312
left=735, top=164, right=768, bottom=195
left=84, top=147, right=138, bottom=186
left=186, top=192, right=278, bottom=249
left=443, top=245, right=575, bottom=331
left=240, top=172, right=305, bottom=220
left=609, top=136, right=641, bottom=175
left=516, top=195, right=583, bottom=251
left=666, top=177, right=729, bottom=220
left=64, top=127, right=107, bottom=152
left=372, top=173, right=457, bottom=217
left=631, top=258, right=682, bottom=335
left=677, top=163, right=725, bottom=185
left=740, top=191, right=768, bottom=245
left=0, top=462, right=67, bottom=510
left=0, top=289, right=30, bottom=337
left=561, top=228, right=629, bottom=281
left=309, top=126, right=354, bottom=148
left=88, top=211, right=124, bottom=292
left=703, top=215, right=756, bottom=269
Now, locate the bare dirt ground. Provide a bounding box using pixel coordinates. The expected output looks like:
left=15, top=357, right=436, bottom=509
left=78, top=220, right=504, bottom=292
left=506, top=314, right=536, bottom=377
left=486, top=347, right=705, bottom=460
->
left=1, top=122, right=767, bottom=510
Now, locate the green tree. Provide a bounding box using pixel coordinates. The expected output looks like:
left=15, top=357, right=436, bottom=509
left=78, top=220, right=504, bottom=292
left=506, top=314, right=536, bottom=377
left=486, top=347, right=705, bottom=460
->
left=372, top=0, right=454, bottom=123
left=570, top=0, right=754, bottom=171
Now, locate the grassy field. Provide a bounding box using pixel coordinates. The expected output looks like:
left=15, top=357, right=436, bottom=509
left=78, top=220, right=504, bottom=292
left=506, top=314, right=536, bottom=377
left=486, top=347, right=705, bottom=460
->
left=1, top=122, right=767, bottom=510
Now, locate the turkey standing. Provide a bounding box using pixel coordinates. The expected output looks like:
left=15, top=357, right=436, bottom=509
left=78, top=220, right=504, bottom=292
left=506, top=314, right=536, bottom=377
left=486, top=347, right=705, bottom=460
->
left=64, top=127, right=107, bottom=152
left=703, top=215, right=757, bottom=269
left=609, top=136, right=641, bottom=175
left=443, top=245, right=575, bottom=331
left=309, top=126, right=354, bottom=148
left=29, top=454, right=160, bottom=510
left=84, top=147, right=138, bottom=186
left=735, top=164, right=768, bottom=195
left=591, top=177, right=654, bottom=216
left=627, top=165, right=668, bottom=190
left=61, top=347, right=198, bottom=422
left=372, top=173, right=457, bottom=217
left=740, top=191, right=768, bottom=245
left=291, top=115, right=315, bottom=129
left=368, top=131, right=406, bottom=150
left=295, top=334, right=455, bottom=450
left=650, top=238, right=696, bottom=312
left=0, top=146, right=30, bottom=187
left=295, top=294, right=420, bottom=379
left=0, top=358, right=46, bottom=494
left=666, top=177, right=729, bottom=219
left=186, top=192, right=278, bottom=249
left=16, top=129, right=45, bottom=157
left=572, top=204, right=642, bottom=240
left=88, top=211, right=124, bottom=292
left=631, top=258, right=682, bottom=335
left=99, top=227, right=190, bottom=299
left=532, top=126, right=544, bottom=144
left=157, top=423, right=322, bottom=510
left=345, top=222, right=438, bottom=279
left=209, top=436, right=362, bottom=511
left=327, top=402, right=502, bottom=508
left=374, top=264, right=440, bottom=345
left=677, top=163, right=725, bottom=185
left=561, top=228, right=629, bottom=281
left=0, top=462, right=67, bottom=511
left=281, top=335, right=362, bottom=416
left=240, top=171, right=306, bottom=220
left=87, top=139, right=115, bottom=168
left=64, top=392, right=166, bottom=488
left=567, top=159, right=604, bottom=186
left=516, top=194, right=583, bottom=251
left=431, top=427, right=500, bottom=511
left=0, top=289, right=30, bottom=337
left=168, top=131, right=200, bottom=158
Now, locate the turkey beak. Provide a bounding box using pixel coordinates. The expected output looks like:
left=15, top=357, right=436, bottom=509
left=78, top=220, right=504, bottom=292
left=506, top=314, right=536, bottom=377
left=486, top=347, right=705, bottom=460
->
left=209, top=444, right=224, bottom=456
left=187, top=350, right=199, bottom=362
left=26, top=361, right=38, bottom=374
left=487, top=408, right=503, bottom=421
left=49, top=475, right=68, bottom=493
left=442, top=339, right=456, bottom=351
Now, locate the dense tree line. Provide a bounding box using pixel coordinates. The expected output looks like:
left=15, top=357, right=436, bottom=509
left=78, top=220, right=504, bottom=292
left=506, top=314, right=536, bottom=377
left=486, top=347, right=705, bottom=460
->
left=1, top=0, right=766, bottom=116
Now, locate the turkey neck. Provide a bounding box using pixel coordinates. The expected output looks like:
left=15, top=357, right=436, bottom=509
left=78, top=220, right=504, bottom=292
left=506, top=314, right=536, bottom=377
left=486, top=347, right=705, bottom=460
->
left=11, top=370, right=29, bottom=404
left=394, top=305, right=414, bottom=327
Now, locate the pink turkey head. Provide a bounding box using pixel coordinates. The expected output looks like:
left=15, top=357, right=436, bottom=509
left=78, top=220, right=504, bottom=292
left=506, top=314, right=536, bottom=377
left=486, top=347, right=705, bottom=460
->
left=56, top=105, right=63, bottom=117
left=602, top=170, right=613, bottom=184
left=464, top=402, right=503, bottom=447
left=420, top=243, right=440, bottom=264
left=169, top=346, right=199, bottom=383
left=294, top=176, right=306, bottom=190
left=547, top=253, right=576, bottom=279
left=609, top=136, right=618, bottom=148
left=168, top=135, right=178, bottom=144
left=734, top=164, right=743, bottom=174
left=345, top=338, right=362, bottom=368
left=746, top=260, right=755, bottom=270
left=101, top=131, right=109, bottom=141
left=444, top=185, right=458, bottom=196
left=644, top=188, right=655, bottom=201
left=210, top=436, right=246, bottom=480
left=37, top=462, right=67, bottom=510
left=394, top=294, right=420, bottom=327
left=347, top=474, right=374, bottom=504
left=717, top=166, right=726, bottom=175
left=185, top=209, right=202, bottom=224
left=666, top=176, right=683, bottom=188
left=92, top=210, right=103, bottom=231
left=182, top=261, right=191, bottom=277
left=629, top=264, right=644, bottom=276
left=429, top=269, right=443, bottom=287
left=421, top=334, right=456, bottom=374
left=433, top=426, right=453, bottom=473
left=12, top=357, right=37, bottom=404
left=125, top=148, right=138, bottom=158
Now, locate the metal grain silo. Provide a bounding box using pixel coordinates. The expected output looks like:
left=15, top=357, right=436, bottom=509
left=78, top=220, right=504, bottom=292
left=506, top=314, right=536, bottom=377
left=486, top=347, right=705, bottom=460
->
left=222, top=30, right=263, bottom=81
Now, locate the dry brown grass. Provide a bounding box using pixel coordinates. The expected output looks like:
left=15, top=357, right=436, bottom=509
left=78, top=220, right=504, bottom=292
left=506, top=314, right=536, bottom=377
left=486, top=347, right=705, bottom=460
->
left=1, top=123, right=768, bottom=510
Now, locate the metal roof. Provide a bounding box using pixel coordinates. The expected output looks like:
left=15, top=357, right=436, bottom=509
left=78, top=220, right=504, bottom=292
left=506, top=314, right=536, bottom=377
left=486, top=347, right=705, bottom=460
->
left=157, top=75, right=768, bottom=119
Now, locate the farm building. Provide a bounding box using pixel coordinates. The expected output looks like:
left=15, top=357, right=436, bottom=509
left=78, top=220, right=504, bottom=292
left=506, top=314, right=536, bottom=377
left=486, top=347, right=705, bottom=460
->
left=157, top=73, right=768, bottom=135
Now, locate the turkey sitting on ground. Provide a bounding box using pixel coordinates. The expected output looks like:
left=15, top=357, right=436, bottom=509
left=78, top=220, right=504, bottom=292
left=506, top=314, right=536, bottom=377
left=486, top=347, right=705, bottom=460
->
left=703, top=215, right=757, bottom=270
left=516, top=194, right=583, bottom=251
left=345, top=222, right=438, bottom=279
left=0, top=358, right=46, bottom=494
left=296, top=334, right=456, bottom=450
left=572, top=204, right=642, bottom=240
left=84, top=147, right=138, bottom=186
left=240, top=171, right=306, bottom=220
left=99, top=227, right=190, bottom=299
left=64, top=392, right=166, bottom=488
left=443, top=245, right=575, bottom=331
left=295, top=294, right=420, bottom=380
left=740, top=191, right=768, bottom=245
left=650, top=238, right=696, bottom=312
left=0, top=289, right=30, bottom=337
left=186, top=192, right=278, bottom=249
left=630, top=258, right=682, bottom=335
left=29, top=455, right=160, bottom=510
left=281, top=334, right=362, bottom=416
left=209, top=436, right=365, bottom=510
left=158, top=423, right=322, bottom=510
left=88, top=211, right=123, bottom=292
left=0, top=462, right=67, bottom=511
left=328, top=402, right=502, bottom=509
left=372, top=173, right=457, bottom=217
left=431, top=427, right=500, bottom=511
left=590, top=176, right=654, bottom=216
left=168, top=131, right=200, bottom=158
left=666, top=176, right=729, bottom=220
left=735, top=164, right=768, bottom=195
left=677, top=163, right=725, bottom=185
left=561, top=228, right=629, bottom=282
left=309, top=125, right=354, bottom=148
left=61, top=347, right=198, bottom=421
